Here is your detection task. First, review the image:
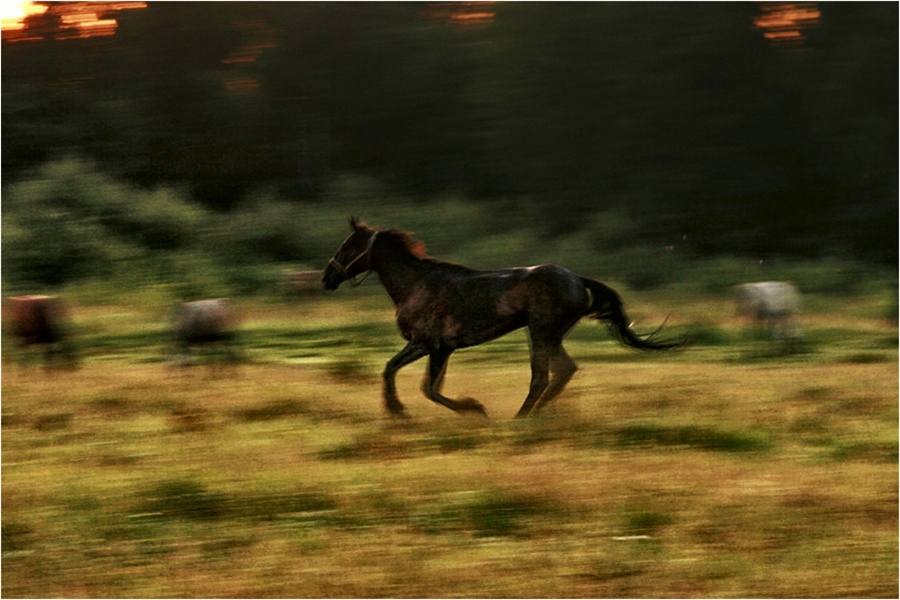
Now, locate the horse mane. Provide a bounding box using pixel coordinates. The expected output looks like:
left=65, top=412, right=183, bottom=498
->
left=364, top=220, right=472, bottom=273
left=379, top=228, right=431, bottom=260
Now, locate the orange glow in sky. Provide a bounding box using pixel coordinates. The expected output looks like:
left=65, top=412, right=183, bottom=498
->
left=753, top=2, right=821, bottom=45
left=428, top=2, right=495, bottom=27
left=1, top=1, right=146, bottom=41
left=1, top=0, right=47, bottom=31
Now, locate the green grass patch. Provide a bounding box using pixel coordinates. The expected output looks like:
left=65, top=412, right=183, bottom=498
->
left=683, top=323, right=734, bottom=347
left=829, top=441, right=898, bottom=463
left=836, top=352, right=893, bottom=364
left=136, top=479, right=339, bottom=523
left=231, top=399, right=308, bottom=422
left=622, top=509, right=676, bottom=535
left=138, top=479, right=230, bottom=521
left=421, top=489, right=563, bottom=538
left=1, top=522, right=36, bottom=553
left=614, top=423, right=772, bottom=453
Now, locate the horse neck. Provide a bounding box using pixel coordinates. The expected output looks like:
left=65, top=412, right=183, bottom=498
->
left=371, top=243, right=434, bottom=306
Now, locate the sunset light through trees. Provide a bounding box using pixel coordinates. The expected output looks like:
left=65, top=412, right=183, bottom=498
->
left=1, top=0, right=145, bottom=41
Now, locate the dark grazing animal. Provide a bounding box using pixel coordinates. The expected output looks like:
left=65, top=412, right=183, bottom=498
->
left=323, top=217, right=683, bottom=418
left=5, top=295, right=76, bottom=368
left=171, top=299, right=240, bottom=365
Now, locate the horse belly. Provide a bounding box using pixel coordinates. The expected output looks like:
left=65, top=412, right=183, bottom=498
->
left=449, top=312, right=526, bottom=349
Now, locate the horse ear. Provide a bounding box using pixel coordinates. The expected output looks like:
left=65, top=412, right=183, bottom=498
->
left=349, top=216, right=370, bottom=233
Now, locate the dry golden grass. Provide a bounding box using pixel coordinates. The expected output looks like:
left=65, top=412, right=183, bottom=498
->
left=2, top=296, right=897, bottom=598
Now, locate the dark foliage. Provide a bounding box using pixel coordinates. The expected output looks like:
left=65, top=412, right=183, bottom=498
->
left=2, top=3, right=896, bottom=262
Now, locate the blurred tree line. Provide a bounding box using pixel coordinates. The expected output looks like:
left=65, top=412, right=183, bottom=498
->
left=2, top=1, right=897, bottom=286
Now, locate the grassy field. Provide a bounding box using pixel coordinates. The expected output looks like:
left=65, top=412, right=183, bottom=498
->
left=2, top=288, right=897, bottom=598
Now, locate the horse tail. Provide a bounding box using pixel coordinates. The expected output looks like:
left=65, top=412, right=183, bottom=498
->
left=581, top=278, right=684, bottom=350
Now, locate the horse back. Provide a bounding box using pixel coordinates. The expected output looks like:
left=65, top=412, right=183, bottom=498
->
left=395, top=263, right=589, bottom=349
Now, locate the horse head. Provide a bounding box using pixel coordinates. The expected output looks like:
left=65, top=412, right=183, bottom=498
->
left=323, top=217, right=378, bottom=290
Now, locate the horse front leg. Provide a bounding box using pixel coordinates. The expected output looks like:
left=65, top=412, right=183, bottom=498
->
left=383, top=342, right=429, bottom=416
left=420, top=349, right=487, bottom=416
left=422, top=348, right=450, bottom=396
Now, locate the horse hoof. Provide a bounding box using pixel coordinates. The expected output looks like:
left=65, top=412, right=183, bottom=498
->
left=386, top=407, right=409, bottom=419
left=460, top=398, right=488, bottom=417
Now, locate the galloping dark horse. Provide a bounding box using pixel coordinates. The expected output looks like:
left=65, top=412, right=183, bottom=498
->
left=323, top=217, right=682, bottom=418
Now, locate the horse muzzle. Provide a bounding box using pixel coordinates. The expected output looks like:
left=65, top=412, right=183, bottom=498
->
left=322, top=266, right=345, bottom=290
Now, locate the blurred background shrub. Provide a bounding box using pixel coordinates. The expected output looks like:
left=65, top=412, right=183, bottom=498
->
left=1, top=155, right=895, bottom=306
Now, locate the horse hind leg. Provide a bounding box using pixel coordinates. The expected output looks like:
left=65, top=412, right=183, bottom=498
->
left=532, top=345, right=578, bottom=414
left=421, top=349, right=487, bottom=416
left=515, top=344, right=551, bottom=418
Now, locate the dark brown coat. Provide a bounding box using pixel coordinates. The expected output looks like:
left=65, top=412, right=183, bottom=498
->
left=6, top=295, right=76, bottom=367
left=324, top=218, right=682, bottom=418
